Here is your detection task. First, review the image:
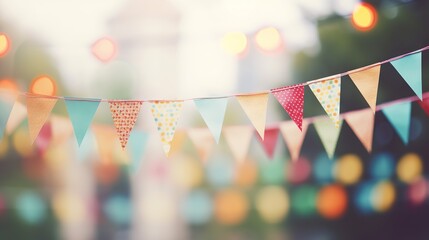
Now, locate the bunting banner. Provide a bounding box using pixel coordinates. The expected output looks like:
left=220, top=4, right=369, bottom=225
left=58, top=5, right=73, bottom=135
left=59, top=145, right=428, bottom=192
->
left=309, top=78, right=341, bottom=128
left=391, top=52, right=422, bottom=99
left=65, top=98, right=100, bottom=146
left=188, top=128, right=215, bottom=162
left=344, top=108, right=374, bottom=152
left=150, top=101, right=183, bottom=156
left=223, top=126, right=254, bottom=163
left=128, top=130, right=148, bottom=173
left=348, top=65, right=381, bottom=113
left=26, top=96, right=57, bottom=144
left=236, top=93, right=269, bottom=139
left=382, top=101, right=411, bottom=145
left=272, top=84, right=305, bottom=130
left=256, top=127, right=280, bottom=159
left=0, top=92, right=16, bottom=138
left=194, top=98, right=228, bottom=143
left=280, top=120, right=309, bottom=161
left=314, top=117, right=343, bottom=159
left=109, top=101, right=142, bottom=149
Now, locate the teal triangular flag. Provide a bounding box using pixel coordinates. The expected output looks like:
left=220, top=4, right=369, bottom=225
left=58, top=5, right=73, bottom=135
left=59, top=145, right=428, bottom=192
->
left=382, top=101, right=411, bottom=144
left=0, top=94, right=16, bottom=139
left=194, top=98, right=228, bottom=143
left=391, top=52, right=422, bottom=99
left=313, top=117, right=343, bottom=159
left=65, top=98, right=100, bottom=146
left=128, top=131, right=148, bottom=173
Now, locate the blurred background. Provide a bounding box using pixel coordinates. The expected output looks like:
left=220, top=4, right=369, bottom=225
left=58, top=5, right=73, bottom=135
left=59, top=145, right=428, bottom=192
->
left=0, top=0, right=429, bottom=239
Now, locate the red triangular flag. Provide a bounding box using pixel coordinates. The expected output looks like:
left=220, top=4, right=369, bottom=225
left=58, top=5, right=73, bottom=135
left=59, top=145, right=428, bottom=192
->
left=418, top=97, right=429, bottom=116
left=272, top=84, right=305, bottom=130
left=256, top=127, right=280, bottom=159
left=109, top=101, right=142, bottom=149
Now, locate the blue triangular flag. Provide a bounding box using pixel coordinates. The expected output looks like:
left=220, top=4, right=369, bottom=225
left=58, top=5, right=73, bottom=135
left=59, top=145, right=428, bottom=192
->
left=65, top=98, right=100, bottom=146
left=391, top=52, right=422, bottom=99
left=128, top=131, right=148, bottom=173
left=0, top=94, right=16, bottom=139
left=194, top=98, right=228, bottom=143
left=382, top=101, right=411, bottom=144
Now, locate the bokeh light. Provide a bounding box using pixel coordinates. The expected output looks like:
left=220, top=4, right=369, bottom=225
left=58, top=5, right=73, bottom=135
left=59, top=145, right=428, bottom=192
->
left=94, top=161, right=120, bottom=186
left=355, top=182, right=375, bottom=214
left=335, top=154, right=363, bottom=185
left=221, top=32, right=247, bottom=56
left=317, top=185, right=347, bottom=219
left=12, top=127, right=33, bottom=158
left=351, top=2, right=377, bottom=31
left=234, top=160, right=258, bottom=188
left=139, top=191, right=175, bottom=224
left=0, top=79, right=19, bottom=93
left=171, top=155, right=203, bottom=189
left=260, top=157, right=285, bottom=184
left=0, top=138, right=9, bottom=158
left=408, top=178, right=429, bottom=206
left=370, top=153, right=395, bottom=180
left=53, top=191, right=86, bottom=223
left=254, top=27, right=283, bottom=53
left=15, top=191, right=47, bottom=224
left=291, top=185, right=317, bottom=217
left=0, top=33, right=10, bottom=57
left=30, top=75, right=56, bottom=96
left=206, top=157, right=234, bottom=187
left=0, top=194, right=5, bottom=215
left=214, top=189, right=248, bottom=225
left=256, top=186, right=289, bottom=223
left=91, top=37, right=117, bottom=63
left=103, top=195, right=131, bottom=225
left=313, top=154, right=334, bottom=184
left=182, top=190, right=213, bottom=225
left=286, top=157, right=312, bottom=184
left=397, top=153, right=423, bottom=184
left=371, top=181, right=395, bottom=212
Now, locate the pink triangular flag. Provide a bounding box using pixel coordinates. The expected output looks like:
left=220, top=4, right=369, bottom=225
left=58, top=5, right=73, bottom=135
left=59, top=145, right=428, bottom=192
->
left=349, top=65, right=381, bottom=113
left=35, top=122, right=52, bottom=156
left=223, top=125, right=253, bottom=163
left=188, top=128, right=215, bottom=162
left=272, top=84, right=305, bottom=130
left=256, top=127, right=280, bottom=159
left=6, top=101, right=27, bottom=134
left=108, top=101, right=142, bottom=149
left=236, top=93, right=269, bottom=139
left=344, top=108, right=375, bottom=152
left=26, top=96, right=57, bottom=144
left=280, top=120, right=309, bottom=161
left=50, top=116, right=74, bottom=144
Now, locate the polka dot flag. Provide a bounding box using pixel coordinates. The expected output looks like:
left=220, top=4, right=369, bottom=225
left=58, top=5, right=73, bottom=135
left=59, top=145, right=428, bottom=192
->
left=109, top=101, right=143, bottom=149
left=309, top=78, right=341, bottom=128
left=272, top=84, right=305, bottom=131
left=150, top=101, right=183, bottom=156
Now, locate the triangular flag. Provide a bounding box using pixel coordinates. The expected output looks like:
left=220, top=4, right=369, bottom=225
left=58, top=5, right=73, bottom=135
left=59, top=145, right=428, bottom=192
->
left=35, top=122, right=52, bottom=156
left=313, top=117, right=343, bottom=158
left=109, top=101, right=142, bottom=149
left=26, top=96, right=57, bottom=144
left=391, top=52, right=422, bottom=99
left=418, top=96, right=429, bottom=116
left=150, top=101, right=183, bottom=156
left=349, top=65, right=381, bottom=113
left=382, top=101, right=411, bottom=144
left=194, top=98, right=228, bottom=143
left=344, top=108, right=374, bottom=152
left=280, top=120, right=309, bottom=161
left=309, top=78, right=341, bottom=128
left=188, top=128, right=215, bottom=161
left=50, top=116, right=74, bottom=144
left=272, top=84, right=305, bottom=130
left=236, top=93, right=269, bottom=139
left=223, top=125, right=253, bottom=163
left=0, top=93, right=16, bottom=138
left=6, top=101, right=27, bottom=134
left=65, top=98, right=100, bottom=146
left=256, top=127, right=280, bottom=159
left=128, top=130, right=148, bottom=173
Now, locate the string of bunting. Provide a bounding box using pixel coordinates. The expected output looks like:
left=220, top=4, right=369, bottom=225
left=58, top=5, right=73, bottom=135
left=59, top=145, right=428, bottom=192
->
left=0, top=46, right=427, bottom=166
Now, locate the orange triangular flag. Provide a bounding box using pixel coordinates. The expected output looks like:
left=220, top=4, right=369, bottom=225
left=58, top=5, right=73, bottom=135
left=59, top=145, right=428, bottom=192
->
left=188, top=128, right=215, bottom=161
left=223, top=125, right=254, bottom=163
left=280, top=120, right=309, bottom=161
left=349, top=65, right=381, bottom=113
left=344, top=108, right=374, bottom=152
left=26, top=96, right=57, bottom=143
left=109, top=101, right=143, bottom=149
left=236, top=93, right=269, bottom=139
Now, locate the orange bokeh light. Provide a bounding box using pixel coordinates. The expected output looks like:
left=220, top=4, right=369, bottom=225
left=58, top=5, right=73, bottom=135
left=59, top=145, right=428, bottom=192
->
left=30, top=76, right=56, bottom=96
left=0, top=33, right=10, bottom=57
left=254, top=27, right=283, bottom=53
left=234, top=160, right=258, bottom=188
left=0, top=79, right=19, bottom=93
left=214, top=189, right=248, bottom=225
left=352, top=3, right=377, bottom=31
left=317, top=185, right=348, bottom=219
left=91, top=37, right=117, bottom=63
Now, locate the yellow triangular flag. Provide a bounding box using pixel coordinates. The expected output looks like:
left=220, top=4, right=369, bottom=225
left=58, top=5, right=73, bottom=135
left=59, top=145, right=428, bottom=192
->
left=236, top=93, right=269, bottom=139
left=349, top=66, right=381, bottom=113
left=223, top=125, right=254, bottom=163
left=309, top=78, right=341, bottom=128
left=188, top=128, right=215, bottom=162
left=26, top=96, right=57, bottom=143
left=344, top=108, right=374, bottom=152
left=280, top=120, right=309, bottom=161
